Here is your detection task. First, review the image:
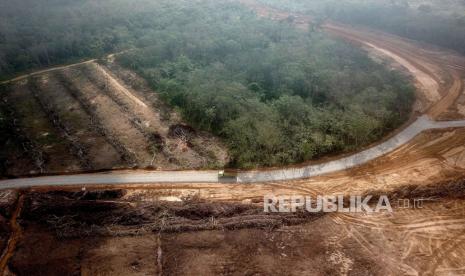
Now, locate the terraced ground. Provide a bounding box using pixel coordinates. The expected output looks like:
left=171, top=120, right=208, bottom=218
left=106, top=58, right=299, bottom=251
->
left=0, top=58, right=228, bottom=177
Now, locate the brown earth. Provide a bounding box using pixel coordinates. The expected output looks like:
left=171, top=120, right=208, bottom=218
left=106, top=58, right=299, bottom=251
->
left=0, top=59, right=228, bottom=177
left=1, top=186, right=464, bottom=275
left=2, top=1, right=465, bottom=275
left=0, top=190, right=20, bottom=275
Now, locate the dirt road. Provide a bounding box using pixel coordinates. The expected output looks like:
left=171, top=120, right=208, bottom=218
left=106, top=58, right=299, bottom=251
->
left=323, top=22, right=465, bottom=120
left=1, top=0, right=465, bottom=191
left=3, top=4, right=465, bottom=274
left=0, top=50, right=131, bottom=86
left=0, top=60, right=96, bottom=85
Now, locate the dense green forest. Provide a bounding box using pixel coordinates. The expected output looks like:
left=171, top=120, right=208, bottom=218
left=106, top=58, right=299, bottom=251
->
left=0, top=0, right=142, bottom=78
left=0, top=0, right=414, bottom=167
left=259, top=0, right=465, bottom=55
left=116, top=1, right=414, bottom=167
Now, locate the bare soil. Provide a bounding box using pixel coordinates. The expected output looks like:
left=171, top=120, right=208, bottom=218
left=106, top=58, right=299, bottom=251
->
left=2, top=184, right=465, bottom=275
left=2, top=2, right=465, bottom=274
left=0, top=190, right=19, bottom=275
left=1, top=59, right=228, bottom=177
left=30, top=74, right=124, bottom=170
left=100, top=59, right=229, bottom=168
left=5, top=81, right=82, bottom=174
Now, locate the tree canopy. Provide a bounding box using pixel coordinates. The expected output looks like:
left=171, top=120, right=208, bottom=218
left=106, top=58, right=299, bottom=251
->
left=0, top=0, right=415, bottom=168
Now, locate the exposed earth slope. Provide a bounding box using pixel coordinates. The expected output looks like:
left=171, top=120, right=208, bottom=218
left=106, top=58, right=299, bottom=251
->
left=1, top=1, right=465, bottom=275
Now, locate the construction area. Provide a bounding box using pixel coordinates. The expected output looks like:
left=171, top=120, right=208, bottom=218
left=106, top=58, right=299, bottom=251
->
left=1, top=0, right=465, bottom=275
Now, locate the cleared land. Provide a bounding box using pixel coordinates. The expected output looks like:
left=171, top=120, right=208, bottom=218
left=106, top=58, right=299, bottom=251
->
left=1, top=1, right=465, bottom=275
left=0, top=59, right=228, bottom=177
left=2, top=0, right=465, bottom=186
left=1, top=185, right=465, bottom=275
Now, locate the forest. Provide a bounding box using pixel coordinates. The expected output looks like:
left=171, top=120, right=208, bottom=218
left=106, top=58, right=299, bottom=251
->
left=259, top=0, right=465, bottom=55
left=0, top=0, right=414, bottom=167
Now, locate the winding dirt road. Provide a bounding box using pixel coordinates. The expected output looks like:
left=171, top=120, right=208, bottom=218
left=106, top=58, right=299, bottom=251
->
left=2, top=3, right=465, bottom=275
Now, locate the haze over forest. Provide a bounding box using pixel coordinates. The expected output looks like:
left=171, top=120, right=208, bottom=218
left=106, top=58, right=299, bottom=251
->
left=0, top=0, right=463, bottom=170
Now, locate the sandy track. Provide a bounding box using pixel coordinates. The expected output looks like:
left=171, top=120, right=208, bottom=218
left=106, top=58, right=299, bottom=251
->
left=323, top=23, right=465, bottom=120
left=2, top=58, right=228, bottom=175
left=91, top=63, right=148, bottom=109
left=85, top=61, right=228, bottom=169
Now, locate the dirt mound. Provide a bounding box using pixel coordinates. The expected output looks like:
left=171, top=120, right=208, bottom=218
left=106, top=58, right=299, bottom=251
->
left=20, top=191, right=322, bottom=238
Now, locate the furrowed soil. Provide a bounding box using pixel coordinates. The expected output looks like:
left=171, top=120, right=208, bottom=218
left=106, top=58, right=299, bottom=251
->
left=2, top=0, right=463, bottom=178
left=30, top=73, right=124, bottom=170
left=0, top=59, right=228, bottom=177
left=3, top=81, right=81, bottom=175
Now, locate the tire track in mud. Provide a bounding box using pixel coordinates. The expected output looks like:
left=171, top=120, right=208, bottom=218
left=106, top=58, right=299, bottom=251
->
left=329, top=199, right=465, bottom=275
left=330, top=216, right=418, bottom=275
left=334, top=213, right=465, bottom=232
left=433, top=72, right=464, bottom=119
left=422, top=221, right=465, bottom=275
